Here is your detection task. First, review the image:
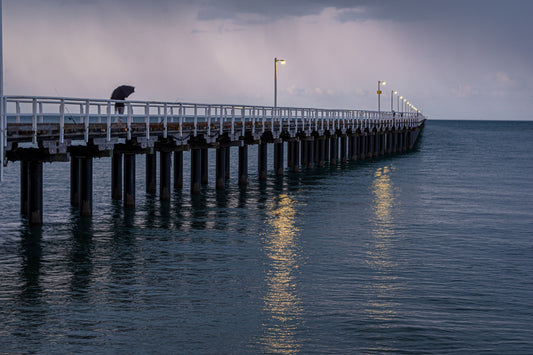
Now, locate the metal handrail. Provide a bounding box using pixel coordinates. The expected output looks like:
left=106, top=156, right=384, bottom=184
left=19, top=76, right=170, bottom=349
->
left=0, top=95, right=426, bottom=182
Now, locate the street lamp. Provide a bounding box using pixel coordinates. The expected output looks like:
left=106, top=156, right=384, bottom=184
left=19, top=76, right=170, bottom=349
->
left=398, top=95, right=402, bottom=113
left=377, top=80, right=386, bottom=114
left=391, top=90, right=397, bottom=112
left=274, top=57, right=286, bottom=107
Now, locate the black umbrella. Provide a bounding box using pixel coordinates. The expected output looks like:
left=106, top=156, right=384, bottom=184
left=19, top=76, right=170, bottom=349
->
left=111, top=85, right=135, bottom=100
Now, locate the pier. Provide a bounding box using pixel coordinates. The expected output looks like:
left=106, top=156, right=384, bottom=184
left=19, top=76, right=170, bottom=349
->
left=0, top=96, right=425, bottom=224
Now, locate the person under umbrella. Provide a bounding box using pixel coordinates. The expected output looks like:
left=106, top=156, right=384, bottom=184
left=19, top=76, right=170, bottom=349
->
left=111, top=85, right=135, bottom=114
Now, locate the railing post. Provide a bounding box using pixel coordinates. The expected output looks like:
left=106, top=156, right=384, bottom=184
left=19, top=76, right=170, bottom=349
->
left=97, top=105, right=102, bottom=124
left=85, top=100, right=90, bottom=143
left=231, top=106, right=235, bottom=136
left=252, top=108, right=255, bottom=135
left=15, top=101, right=20, bottom=123
left=38, top=102, right=43, bottom=123
left=206, top=106, right=211, bottom=137
left=242, top=107, right=246, bottom=136
left=194, top=104, right=198, bottom=137
left=145, top=103, right=150, bottom=140
left=179, top=104, right=183, bottom=138
left=219, top=107, right=224, bottom=135
left=32, top=98, right=37, bottom=145
left=127, top=102, right=132, bottom=140
left=106, top=101, right=111, bottom=142
left=59, top=99, right=65, bottom=144
left=261, top=108, right=266, bottom=133
left=163, top=103, right=168, bottom=139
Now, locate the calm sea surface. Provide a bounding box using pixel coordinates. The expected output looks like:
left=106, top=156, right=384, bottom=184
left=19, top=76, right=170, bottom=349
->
left=1, top=120, right=532, bottom=353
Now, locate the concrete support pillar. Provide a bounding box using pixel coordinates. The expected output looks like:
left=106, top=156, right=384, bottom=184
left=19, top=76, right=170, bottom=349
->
left=307, top=140, right=314, bottom=169
left=353, top=135, right=359, bottom=161
left=392, top=131, right=397, bottom=154
left=368, top=134, right=374, bottom=159
left=146, top=153, right=157, bottom=194
left=398, top=131, right=402, bottom=152
left=201, top=148, right=209, bottom=185
left=28, top=161, right=43, bottom=225
left=70, top=156, right=80, bottom=207
left=340, top=136, right=347, bottom=163
left=403, top=131, right=408, bottom=152
left=225, top=146, right=231, bottom=179
left=396, top=131, right=401, bottom=153
left=238, top=145, right=248, bottom=186
left=190, top=148, right=201, bottom=194
left=123, top=154, right=136, bottom=207
left=300, top=139, right=308, bottom=168
left=292, top=141, right=300, bottom=172
left=20, top=160, right=29, bottom=215
left=79, top=157, right=93, bottom=217
left=348, top=135, right=354, bottom=161
left=330, top=136, right=337, bottom=165
left=355, top=135, right=361, bottom=161
left=313, top=137, right=319, bottom=164
left=358, top=134, right=364, bottom=160
left=290, top=141, right=300, bottom=173
left=258, top=142, right=268, bottom=180
left=287, top=141, right=294, bottom=169
left=216, top=146, right=226, bottom=190
left=372, top=133, right=378, bottom=158
left=174, top=151, right=183, bottom=189
left=112, top=152, right=122, bottom=200
left=324, top=136, right=330, bottom=162
left=160, top=151, right=171, bottom=201
left=274, top=142, right=284, bottom=176
left=317, top=138, right=325, bottom=168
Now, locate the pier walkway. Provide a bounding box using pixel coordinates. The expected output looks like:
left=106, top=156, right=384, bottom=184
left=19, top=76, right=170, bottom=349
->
left=0, top=96, right=425, bottom=224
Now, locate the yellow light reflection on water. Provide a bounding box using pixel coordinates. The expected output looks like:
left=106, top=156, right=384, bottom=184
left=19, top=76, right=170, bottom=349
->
left=260, top=194, right=303, bottom=354
left=365, top=165, right=402, bottom=325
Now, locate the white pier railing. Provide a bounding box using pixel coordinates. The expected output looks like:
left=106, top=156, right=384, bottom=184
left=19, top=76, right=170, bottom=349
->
left=0, top=95, right=425, bottom=181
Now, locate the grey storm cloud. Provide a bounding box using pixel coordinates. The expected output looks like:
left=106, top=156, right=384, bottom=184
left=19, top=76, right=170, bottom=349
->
left=11, top=0, right=533, bottom=26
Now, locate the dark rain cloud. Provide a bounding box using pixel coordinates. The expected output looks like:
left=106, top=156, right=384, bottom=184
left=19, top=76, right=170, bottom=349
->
left=11, top=0, right=533, bottom=26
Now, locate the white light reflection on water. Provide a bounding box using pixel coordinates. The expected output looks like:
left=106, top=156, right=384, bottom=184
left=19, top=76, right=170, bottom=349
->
left=259, top=193, right=303, bottom=354
left=365, top=165, right=403, bottom=325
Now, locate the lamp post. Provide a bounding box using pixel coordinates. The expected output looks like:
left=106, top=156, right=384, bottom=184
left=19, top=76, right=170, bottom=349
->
left=398, top=95, right=402, bottom=113
left=377, top=80, right=386, bottom=114
left=274, top=57, right=285, bottom=107
left=391, top=90, right=397, bottom=112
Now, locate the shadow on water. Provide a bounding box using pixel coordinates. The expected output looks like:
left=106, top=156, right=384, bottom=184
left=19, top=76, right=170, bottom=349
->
left=13, top=225, right=46, bottom=342
left=190, top=192, right=209, bottom=230
left=17, top=225, right=44, bottom=306
left=68, top=215, right=94, bottom=300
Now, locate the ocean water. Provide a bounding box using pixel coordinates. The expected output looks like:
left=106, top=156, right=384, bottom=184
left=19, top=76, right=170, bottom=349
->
left=1, top=120, right=532, bottom=353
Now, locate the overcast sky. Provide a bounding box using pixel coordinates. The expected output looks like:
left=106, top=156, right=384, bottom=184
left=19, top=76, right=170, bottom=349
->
left=3, top=0, right=533, bottom=120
